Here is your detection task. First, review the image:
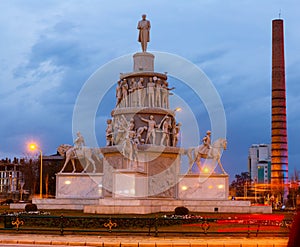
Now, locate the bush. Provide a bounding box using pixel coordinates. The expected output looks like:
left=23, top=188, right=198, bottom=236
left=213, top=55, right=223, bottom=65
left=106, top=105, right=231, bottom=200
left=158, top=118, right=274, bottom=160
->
left=0, top=199, right=14, bottom=205
left=174, top=206, right=189, bottom=215
left=25, top=203, right=38, bottom=212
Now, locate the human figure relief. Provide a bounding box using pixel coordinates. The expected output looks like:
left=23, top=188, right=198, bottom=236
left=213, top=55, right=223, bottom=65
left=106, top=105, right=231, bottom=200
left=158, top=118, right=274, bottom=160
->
left=116, top=80, right=122, bottom=107
left=159, top=116, right=172, bottom=146
left=161, top=80, right=175, bottom=108
left=139, top=115, right=157, bottom=144
left=137, top=77, right=144, bottom=107
left=114, top=116, right=127, bottom=145
left=155, top=77, right=162, bottom=107
left=121, top=79, right=128, bottom=107
left=118, top=116, right=139, bottom=167
left=172, top=122, right=181, bottom=147
left=129, top=78, right=137, bottom=107
left=106, top=119, right=114, bottom=146
left=147, top=77, right=155, bottom=107
left=136, top=126, right=147, bottom=144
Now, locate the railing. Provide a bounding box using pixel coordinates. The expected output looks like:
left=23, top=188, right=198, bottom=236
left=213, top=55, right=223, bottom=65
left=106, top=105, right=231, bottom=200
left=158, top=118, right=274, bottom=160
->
left=0, top=214, right=292, bottom=238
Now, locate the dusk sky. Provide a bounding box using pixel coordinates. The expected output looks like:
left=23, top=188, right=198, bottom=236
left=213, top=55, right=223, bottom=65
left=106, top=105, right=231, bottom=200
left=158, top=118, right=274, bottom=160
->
left=0, top=0, right=299, bottom=181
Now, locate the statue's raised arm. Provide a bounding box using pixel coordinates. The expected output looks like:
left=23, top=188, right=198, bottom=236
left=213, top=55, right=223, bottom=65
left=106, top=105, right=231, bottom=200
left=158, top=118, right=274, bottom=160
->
left=137, top=14, right=151, bottom=52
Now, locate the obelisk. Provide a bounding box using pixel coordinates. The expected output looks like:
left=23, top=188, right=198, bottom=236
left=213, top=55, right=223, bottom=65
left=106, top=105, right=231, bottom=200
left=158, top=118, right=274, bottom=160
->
left=271, top=19, right=288, bottom=201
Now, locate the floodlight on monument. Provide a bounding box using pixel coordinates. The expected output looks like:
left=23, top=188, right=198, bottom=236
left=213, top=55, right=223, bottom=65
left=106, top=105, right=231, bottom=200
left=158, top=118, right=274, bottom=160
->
left=203, top=167, right=210, bottom=173
left=28, top=142, right=43, bottom=199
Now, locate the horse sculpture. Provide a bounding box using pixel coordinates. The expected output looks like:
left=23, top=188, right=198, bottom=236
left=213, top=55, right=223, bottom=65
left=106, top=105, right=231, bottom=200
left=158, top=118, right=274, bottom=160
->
left=58, top=145, right=101, bottom=173
left=186, top=138, right=227, bottom=174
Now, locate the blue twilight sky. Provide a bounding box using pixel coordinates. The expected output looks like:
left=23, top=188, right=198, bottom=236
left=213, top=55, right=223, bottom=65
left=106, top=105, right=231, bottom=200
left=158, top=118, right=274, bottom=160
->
left=0, top=0, right=299, bottom=181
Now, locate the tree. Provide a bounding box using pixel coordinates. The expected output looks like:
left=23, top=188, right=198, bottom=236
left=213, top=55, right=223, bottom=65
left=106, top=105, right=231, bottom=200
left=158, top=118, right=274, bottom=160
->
left=287, top=169, right=300, bottom=208
left=230, top=172, right=251, bottom=198
left=20, top=158, right=39, bottom=197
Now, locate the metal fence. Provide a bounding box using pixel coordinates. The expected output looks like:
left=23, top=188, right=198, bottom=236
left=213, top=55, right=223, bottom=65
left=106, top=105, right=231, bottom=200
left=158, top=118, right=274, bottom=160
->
left=0, top=214, right=292, bottom=238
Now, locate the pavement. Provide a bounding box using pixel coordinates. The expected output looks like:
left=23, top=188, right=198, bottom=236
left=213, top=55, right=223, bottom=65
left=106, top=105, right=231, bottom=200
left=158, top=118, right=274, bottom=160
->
left=0, top=233, right=289, bottom=246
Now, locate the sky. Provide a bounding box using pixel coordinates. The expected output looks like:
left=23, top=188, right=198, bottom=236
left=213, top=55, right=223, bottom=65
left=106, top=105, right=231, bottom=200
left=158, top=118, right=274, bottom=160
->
left=0, top=0, right=299, bottom=181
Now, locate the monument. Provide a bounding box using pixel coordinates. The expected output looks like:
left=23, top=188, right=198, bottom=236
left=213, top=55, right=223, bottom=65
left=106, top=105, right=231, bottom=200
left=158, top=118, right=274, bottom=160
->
left=29, top=15, right=271, bottom=214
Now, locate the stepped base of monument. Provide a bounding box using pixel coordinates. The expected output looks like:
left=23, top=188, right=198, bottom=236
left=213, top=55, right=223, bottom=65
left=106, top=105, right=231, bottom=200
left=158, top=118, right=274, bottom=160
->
left=84, top=199, right=272, bottom=214
left=14, top=198, right=272, bottom=214
left=10, top=198, right=99, bottom=211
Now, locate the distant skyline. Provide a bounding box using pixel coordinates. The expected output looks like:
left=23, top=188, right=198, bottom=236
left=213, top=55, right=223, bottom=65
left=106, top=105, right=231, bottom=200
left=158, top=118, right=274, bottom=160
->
left=0, top=1, right=299, bottom=181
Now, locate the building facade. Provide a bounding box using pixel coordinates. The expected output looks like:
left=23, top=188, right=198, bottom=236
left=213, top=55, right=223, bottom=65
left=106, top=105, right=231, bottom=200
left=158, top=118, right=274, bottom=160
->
left=248, top=144, right=271, bottom=184
left=0, top=158, right=25, bottom=200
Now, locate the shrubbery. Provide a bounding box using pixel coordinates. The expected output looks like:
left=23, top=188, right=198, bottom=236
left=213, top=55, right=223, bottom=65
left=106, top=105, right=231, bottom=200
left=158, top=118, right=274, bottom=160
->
left=25, top=203, right=38, bottom=212
left=174, top=206, right=189, bottom=215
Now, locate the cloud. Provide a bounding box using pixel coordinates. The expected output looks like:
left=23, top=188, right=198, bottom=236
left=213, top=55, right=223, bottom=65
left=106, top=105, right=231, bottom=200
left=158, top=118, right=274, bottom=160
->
left=0, top=0, right=299, bottom=180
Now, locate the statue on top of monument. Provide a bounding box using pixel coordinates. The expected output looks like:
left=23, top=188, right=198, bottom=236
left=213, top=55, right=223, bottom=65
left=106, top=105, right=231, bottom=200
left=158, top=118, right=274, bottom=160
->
left=137, top=14, right=151, bottom=52
left=198, top=130, right=212, bottom=155
left=74, top=131, right=85, bottom=150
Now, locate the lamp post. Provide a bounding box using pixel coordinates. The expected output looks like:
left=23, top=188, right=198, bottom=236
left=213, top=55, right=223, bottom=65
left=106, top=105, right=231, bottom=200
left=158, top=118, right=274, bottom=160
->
left=29, top=143, right=43, bottom=199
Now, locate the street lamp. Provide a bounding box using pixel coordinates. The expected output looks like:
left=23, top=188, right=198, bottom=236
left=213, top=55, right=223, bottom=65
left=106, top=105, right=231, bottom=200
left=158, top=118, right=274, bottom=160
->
left=29, top=143, right=43, bottom=199
left=174, top=107, right=182, bottom=113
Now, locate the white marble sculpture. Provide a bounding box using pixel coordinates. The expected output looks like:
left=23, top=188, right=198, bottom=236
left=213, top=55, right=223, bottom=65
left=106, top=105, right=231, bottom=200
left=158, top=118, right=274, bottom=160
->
left=137, top=77, right=144, bottom=107
left=159, top=116, right=172, bottom=146
left=161, top=80, right=174, bottom=108
left=172, top=122, right=181, bottom=147
left=155, top=78, right=162, bottom=107
left=116, top=80, right=122, bottom=107
left=58, top=132, right=102, bottom=174
left=106, top=119, right=114, bottom=146
left=121, top=79, right=128, bottom=107
left=137, top=14, right=151, bottom=52
left=139, top=115, right=157, bottom=144
left=147, top=77, right=155, bottom=107
left=118, top=116, right=139, bottom=166
left=187, top=136, right=227, bottom=174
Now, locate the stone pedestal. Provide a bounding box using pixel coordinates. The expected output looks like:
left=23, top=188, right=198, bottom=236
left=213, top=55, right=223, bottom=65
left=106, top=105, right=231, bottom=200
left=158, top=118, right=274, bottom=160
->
left=113, top=170, right=148, bottom=198
left=101, top=145, right=182, bottom=198
left=56, top=173, right=103, bottom=199
left=133, top=52, right=154, bottom=72
left=177, top=173, right=229, bottom=200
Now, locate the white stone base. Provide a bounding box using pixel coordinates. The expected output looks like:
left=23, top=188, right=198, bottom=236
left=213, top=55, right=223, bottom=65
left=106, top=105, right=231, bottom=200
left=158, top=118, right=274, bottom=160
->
left=11, top=198, right=99, bottom=210
left=21, top=172, right=271, bottom=214
left=56, top=173, right=103, bottom=199
left=113, top=170, right=148, bottom=198
left=14, top=198, right=271, bottom=213
left=178, top=173, right=229, bottom=200
left=133, top=52, right=154, bottom=71
left=84, top=198, right=272, bottom=214
left=34, top=198, right=99, bottom=210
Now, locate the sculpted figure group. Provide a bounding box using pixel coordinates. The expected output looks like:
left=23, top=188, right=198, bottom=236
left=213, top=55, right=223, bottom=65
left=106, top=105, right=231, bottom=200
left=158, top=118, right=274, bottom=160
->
left=116, top=76, right=174, bottom=109
left=106, top=115, right=181, bottom=148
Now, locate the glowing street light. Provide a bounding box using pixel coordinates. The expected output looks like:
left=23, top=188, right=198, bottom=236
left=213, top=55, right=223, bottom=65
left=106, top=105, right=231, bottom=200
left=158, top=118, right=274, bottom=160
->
left=174, top=107, right=182, bottom=113
left=28, top=143, right=43, bottom=199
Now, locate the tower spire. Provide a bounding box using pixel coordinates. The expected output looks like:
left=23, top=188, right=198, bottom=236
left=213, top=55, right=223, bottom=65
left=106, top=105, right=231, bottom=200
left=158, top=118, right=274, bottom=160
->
left=278, top=9, right=281, bottom=19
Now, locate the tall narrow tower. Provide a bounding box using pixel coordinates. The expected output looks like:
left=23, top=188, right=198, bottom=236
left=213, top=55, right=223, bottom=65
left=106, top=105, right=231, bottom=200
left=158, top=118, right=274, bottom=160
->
left=271, top=19, right=288, bottom=200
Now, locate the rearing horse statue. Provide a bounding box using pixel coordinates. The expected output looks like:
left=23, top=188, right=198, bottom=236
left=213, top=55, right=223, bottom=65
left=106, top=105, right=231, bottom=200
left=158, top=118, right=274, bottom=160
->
left=186, top=138, right=227, bottom=174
